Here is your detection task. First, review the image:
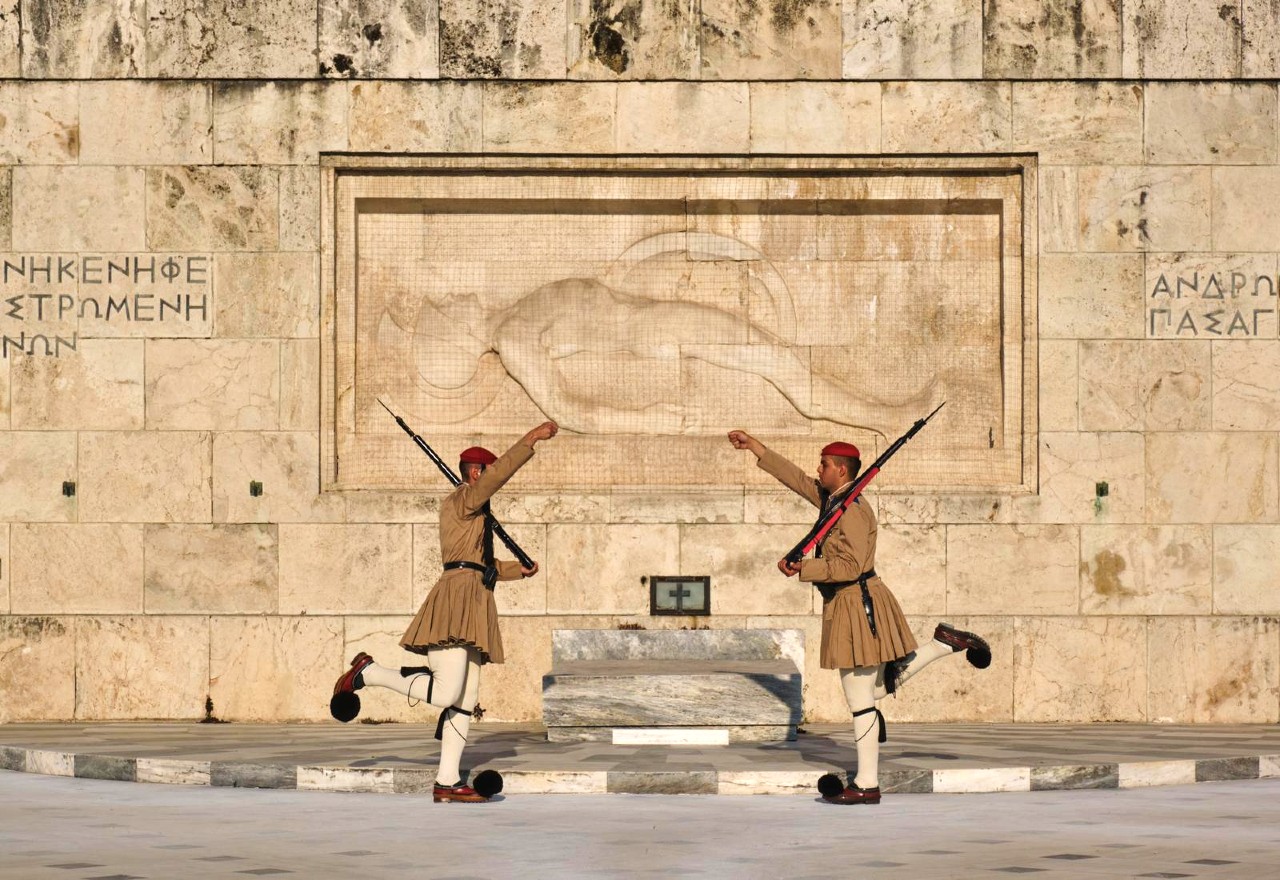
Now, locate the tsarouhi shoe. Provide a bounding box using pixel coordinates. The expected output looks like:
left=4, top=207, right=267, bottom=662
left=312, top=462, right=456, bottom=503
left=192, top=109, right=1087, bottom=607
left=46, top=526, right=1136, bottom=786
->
left=824, top=784, right=881, bottom=805
left=934, top=623, right=992, bottom=669
left=433, top=783, right=489, bottom=804
left=329, top=652, right=373, bottom=722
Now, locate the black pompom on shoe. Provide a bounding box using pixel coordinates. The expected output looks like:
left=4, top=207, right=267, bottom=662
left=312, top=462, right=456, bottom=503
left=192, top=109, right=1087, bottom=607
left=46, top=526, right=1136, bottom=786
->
left=472, top=769, right=504, bottom=798
left=330, top=691, right=360, bottom=723
left=817, top=773, right=845, bottom=799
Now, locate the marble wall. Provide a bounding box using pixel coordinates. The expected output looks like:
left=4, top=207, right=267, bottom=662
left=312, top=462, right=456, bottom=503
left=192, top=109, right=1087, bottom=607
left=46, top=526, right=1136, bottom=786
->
left=1, top=0, right=1279, bottom=725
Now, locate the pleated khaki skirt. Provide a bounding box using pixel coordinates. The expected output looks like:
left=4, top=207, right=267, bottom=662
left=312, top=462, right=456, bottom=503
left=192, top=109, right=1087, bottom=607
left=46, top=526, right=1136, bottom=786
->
left=819, top=577, right=917, bottom=669
left=400, top=570, right=504, bottom=665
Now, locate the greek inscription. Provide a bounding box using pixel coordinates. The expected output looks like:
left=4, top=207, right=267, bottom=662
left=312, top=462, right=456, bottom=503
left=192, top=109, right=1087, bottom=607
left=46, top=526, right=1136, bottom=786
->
left=1148, top=270, right=1280, bottom=339
left=0, top=332, right=79, bottom=359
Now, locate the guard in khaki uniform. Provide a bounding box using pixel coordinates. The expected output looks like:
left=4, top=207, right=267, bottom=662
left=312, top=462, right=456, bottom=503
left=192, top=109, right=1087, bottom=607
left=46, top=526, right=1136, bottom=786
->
left=332, top=420, right=558, bottom=803
left=728, top=430, right=990, bottom=805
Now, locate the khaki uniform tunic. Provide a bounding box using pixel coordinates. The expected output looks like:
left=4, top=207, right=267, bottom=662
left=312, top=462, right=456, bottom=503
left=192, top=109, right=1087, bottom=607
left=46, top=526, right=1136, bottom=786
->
left=400, top=441, right=535, bottom=664
left=758, top=448, right=917, bottom=669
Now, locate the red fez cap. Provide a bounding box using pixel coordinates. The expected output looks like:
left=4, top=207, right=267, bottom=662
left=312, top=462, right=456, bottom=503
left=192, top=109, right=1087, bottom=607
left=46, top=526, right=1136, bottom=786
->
left=821, top=441, right=861, bottom=459
left=459, top=446, right=497, bottom=466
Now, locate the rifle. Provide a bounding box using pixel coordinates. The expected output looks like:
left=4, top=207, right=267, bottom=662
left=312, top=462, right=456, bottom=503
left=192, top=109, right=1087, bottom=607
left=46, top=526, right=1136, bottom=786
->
left=782, top=401, right=945, bottom=567
left=377, top=399, right=536, bottom=570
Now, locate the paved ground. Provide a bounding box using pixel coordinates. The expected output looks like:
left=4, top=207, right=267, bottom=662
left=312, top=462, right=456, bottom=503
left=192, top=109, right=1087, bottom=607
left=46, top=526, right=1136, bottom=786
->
left=4, top=771, right=1280, bottom=879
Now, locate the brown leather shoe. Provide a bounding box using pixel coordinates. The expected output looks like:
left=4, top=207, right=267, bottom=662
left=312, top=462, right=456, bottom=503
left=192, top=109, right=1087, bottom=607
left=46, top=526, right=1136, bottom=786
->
left=824, top=785, right=881, bottom=805
left=333, top=652, right=373, bottom=695
left=433, top=783, right=489, bottom=804
left=934, top=623, right=991, bottom=669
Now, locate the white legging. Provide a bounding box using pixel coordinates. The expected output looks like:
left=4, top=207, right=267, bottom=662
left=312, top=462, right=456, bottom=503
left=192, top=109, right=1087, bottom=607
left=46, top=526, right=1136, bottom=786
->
left=359, top=646, right=481, bottom=787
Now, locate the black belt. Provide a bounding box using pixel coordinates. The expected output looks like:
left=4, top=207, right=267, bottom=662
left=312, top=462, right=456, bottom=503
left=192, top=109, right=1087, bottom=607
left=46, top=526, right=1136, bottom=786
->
left=821, top=568, right=876, bottom=590
left=443, top=561, right=486, bottom=573
left=817, top=569, right=879, bottom=637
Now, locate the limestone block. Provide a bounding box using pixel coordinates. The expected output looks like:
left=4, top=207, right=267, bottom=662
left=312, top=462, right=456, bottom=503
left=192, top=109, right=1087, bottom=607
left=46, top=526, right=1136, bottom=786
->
left=80, top=82, right=211, bottom=165
left=279, top=523, right=412, bottom=614
left=146, top=166, right=279, bottom=252
left=567, top=0, right=698, bottom=79
left=0, top=0, right=16, bottom=77
left=279, top=166, right=319, bottom=252
left=1013, top=616, right=1148, bottom=722
left=411, top=522, right=547, bottom=615
left=1012, top=83, right=1142, bottom=165
left=744, top=490, right=818, bottom=524
left=748, top=82, right=879, bottom=154
left=144, top=523, right=278, bottom=614
left=878, top=616, right=1015, bottom=723
left=214, top=253, right=318, bottom=339
left=875, top=493, right=1007, bottom=526
left=145, top=339, right=279, bottom=431
left=280, top=339, right=319, bottom=431
left=344, top=491, right=439, bottom=524
left=146, top=0, right=316, bottom=78
left=213, top=82, right=349, bottom=165
left=1078, top=340, right=1211, bottom=431
left=0, top=82, right=78, bottom=164
left=19, top=0, right=145, bottom=76
left=212, top=432, right=346, bottom=524
left=1039, top=341, right=1078, bottom=432
left=10, top=523, right=143, bottom=613
left=983, top=0, right=1121, bottom=78
left=842, top=0, right=981, bottom=79
left=209, top=616, right=344, bottom=722
left=1080, top=524, right=1211, bottom=615
left=1038, top=166, right=1079, bottom=253
left=678, top=524, right=813, bottom=616
left=1011, top=432, right=1145, bottom=524
left=79, top=431, right=212, bottom=523
left=0, top=431, right=76, bottom=522
left=65, top=254, right=213, bottom=341
left=75, top=616, right=209, bottom=720
left=609, top=490, right=743, bottom=524
left=1244, top=0, right=1280, bottom=76
left=338, top=615, right=425, bottom=723
left=10, top=339, right=145, bottom=430
left=490, top=493, right=610, bottom=524
left=882, top=82, right=1011, bottom=153
left=1122, top=0, right=1243, bottom=79
left=1213, top=525, right=1280, bottom=614
left=546, top=524, right=679, bottom=615
left=1145, top=83, right=1278, bottom=165
left=1148, top=617, right=1279, bottom=723
left=482, top=83, right=615, bottom=153
left=0, top=167, right=10, bottom=249
left=1212, top=168, right=1280, bottom=253
left=0, top=617, right=75, bottom=722
left=0, top=523, right=7, bottom=610
left=1212, top=342, right=1280, bottom=430
left=1148, top=432, right=1279, bottom=524
left=1145, top=252, right=1279, bottom=341
left=699, top=0, right=841, bottom=79
left=348, top=81, right=482, bottom=152
left=12, top=167, right=145, bottom=252
left=439, top=0, right=566, bottom=78
left=1078, top=166, right=1212, bottom=253
left=616, top=83, right=750, bottom=154
left=876, top=525, right=946, bottom=617
left=318, top=0, right=439, bottom=79
left=947, top=524, right=1079, bottom=615
left=1039, top=254, right=1145, bottom=340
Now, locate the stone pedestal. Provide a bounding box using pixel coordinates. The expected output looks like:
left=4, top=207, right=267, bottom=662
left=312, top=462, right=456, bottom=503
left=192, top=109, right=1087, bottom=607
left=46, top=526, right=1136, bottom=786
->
left=542, top=629, right=803, bottom=743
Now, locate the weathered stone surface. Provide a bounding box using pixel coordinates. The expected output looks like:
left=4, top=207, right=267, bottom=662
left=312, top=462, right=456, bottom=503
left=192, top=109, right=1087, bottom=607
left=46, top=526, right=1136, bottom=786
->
left=0, top=431, right=77, bottom=522
left=744, top=490, right=819, bottom=525
left=983, top=0, right=1121, bottom=78
left=882, top=82, right=1011, bottom=153
left=213, top=82, right=348, bottom=164
left=876, top=494, right=1008, bottom=526
left=1211, top=342, right=1280, bottom=430
left=412, top=522, right=548, bottom=616
left=1039, top=166, right=1079, bottom=253
left=1145, top=252, right=1279, bottom=340
left=1212, top=168, right=1280, bottom=253
left=749, top=82, right=879, bottom=154
left=1145, top=83, right=1278, bottom=165
left=0, top=82, right=78, bottom=163
left=1147, top=432, right=1279, bottom=524
left=1214, top=525, right=1280, bottom=614
left=144, top=524, right=278, bottom=614
left=0, top=523, right=7, bottom=610
left=1013, top=616, right=1147, bottom=722
left=12, top=167, right=145, bottom=252
left=10, top=339, right=145, bottom=430
left=1122, top=0, right=1243, bottom=79
left=75, top=617, right=209, bottom=720
left=1039, top=340, right=1078, bottom=432
left=876, top=524, right=946, bottom=617
left=439, top=0, right=565, bottom=78
left=279, top=166, right=320, bottom=252
left=212, top=432, right=346, bottom=524
left=1078, top=166, right=1212, bottom=252
left=0, top=167, right=10, bottom=249
left=1012, top=432, right=1145, bottom=524
left=1039, top=255, right=1145, bottom=339
left=342, top=491, right=440, bottom=525
left=700, top=0, right=840, bottom=79
left=1078, top=340, right=1211, bottom=431
left=616, top=83, right=750, bottom=153
left=1148, top=617, right=1279, bottom=723
left=843, top=0, right=981, bottom=78
left=546, top=524, right=678, bottom=615
left=215, top=253, right=319, bottom=338
left=0, top=617, right=75, bottom=722
left=146, top=340, right=278, bottom=431
left=318, top=0, right=439, bottom=79
left=10, top=523, right=143, bottom=613
left=19, top=0, right=145, bottom=76
left=348, top=81, right=482, bottom=152
left=608, top=490, right=742, bottom=525
left=1012, top=82, right=1142, bottom=164
left=1244, top=0, right=1280, bottom=76
left=678, top=524, right=814, bottom=616
left=147, top=0, right=316, bottom=78
left=209, top=616, right=343, bottom=722
left=1080, top=524, right=1212, bottom=615
left=567, top=0, right=698, bottom=79
left=79, top=431, right=212, bottom=523
left=80, top=82, right=211, bottom=165
left=146, top=166, right=279, bottom=251
left=279, top=524, right=412, bottom=614
left=483, top=83, right=615, bottom=153
left=280, top=339, right=319, bottom=431
left=0, top=0, right=17, bottom=77
left=885, top=615, right=1015, bottom=723
left=947, top=524, right=1079, bottom=615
